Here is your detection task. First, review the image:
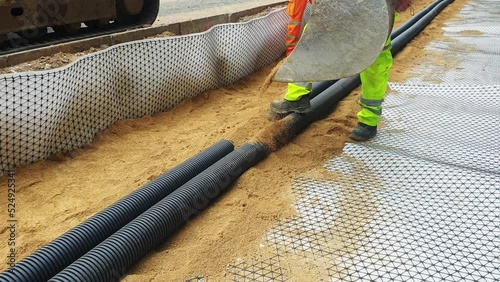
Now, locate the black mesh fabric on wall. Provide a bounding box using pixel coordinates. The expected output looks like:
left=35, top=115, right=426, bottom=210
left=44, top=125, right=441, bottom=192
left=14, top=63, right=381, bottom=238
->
left=0, top=9, right=289, bottom=173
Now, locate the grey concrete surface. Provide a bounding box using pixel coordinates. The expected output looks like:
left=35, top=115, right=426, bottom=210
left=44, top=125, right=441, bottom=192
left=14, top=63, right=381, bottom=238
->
left=155, top=0, right=285, bottom=26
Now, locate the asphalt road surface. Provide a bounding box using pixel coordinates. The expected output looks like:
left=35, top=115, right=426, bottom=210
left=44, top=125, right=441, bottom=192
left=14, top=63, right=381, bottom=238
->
left=154, top=0, right=284, bottom=25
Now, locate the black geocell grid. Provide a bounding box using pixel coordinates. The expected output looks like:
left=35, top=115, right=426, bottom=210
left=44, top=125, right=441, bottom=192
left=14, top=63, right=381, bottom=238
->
left=225, top=0, right=500, bottom=281
left=0, top=8, right=289, bottom=173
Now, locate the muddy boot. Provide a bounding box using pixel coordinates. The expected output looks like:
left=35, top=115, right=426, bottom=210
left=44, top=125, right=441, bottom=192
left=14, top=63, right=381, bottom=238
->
left=350, top=123, right=377, bottom=141
left=270, top=95, right=312, bottom=114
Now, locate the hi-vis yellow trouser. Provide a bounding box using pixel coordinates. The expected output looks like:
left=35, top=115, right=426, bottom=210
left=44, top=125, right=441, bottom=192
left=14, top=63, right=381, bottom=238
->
left=357, top=37, right=393, bottom=126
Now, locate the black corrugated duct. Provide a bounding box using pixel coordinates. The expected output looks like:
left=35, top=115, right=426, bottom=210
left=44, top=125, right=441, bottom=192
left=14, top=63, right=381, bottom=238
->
left=0, top=140, right=234, bottom=282
left=50, top=142, right=267, bottom=281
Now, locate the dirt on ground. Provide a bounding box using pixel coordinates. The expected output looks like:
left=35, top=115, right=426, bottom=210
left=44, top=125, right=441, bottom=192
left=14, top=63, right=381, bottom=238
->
left=0, top=28, right=177, bottom=75
left=0, top=46, right=108, bottom=74
left=0, top=0, right=469, bottom=280
left=145, top=31, right=177, bottom=39
left=238, top=5, right=287, bottom=22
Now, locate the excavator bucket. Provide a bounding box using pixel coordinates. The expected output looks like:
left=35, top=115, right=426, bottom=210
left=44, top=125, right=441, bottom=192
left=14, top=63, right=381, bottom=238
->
left=274, top=0, right=395, bottom=82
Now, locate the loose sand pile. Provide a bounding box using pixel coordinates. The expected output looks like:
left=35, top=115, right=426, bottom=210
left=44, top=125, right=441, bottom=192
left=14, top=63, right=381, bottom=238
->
left=0, top=0, right=469, bottom=280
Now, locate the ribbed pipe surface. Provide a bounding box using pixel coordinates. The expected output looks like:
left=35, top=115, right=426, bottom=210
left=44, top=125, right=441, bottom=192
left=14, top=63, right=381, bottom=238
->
left=310, top=80, right=337, bottom=99
left=0, top=140, right=234, bottom=282
left=50, top=142, right=267, bottom=282
left=287, top=76, right=362, bottom=139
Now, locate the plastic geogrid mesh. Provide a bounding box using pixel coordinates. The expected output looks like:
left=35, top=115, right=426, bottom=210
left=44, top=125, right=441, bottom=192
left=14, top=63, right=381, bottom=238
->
left=324, top=145, right=499, bottom=282
left=407, top=0, right=500, bottom=85
left=227, top=145, right=499, bottom=281
left=0, top=9, right=288, bottom=173
left=230, top=254, right=285, bottom=281
left=377, top=83, right=500, bottom=174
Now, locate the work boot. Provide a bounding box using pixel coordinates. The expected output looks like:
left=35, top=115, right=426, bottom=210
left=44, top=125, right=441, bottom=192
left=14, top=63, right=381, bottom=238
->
left=350, top=122, right=377, bottom=141
left=270, top=95, right=312, bottom=114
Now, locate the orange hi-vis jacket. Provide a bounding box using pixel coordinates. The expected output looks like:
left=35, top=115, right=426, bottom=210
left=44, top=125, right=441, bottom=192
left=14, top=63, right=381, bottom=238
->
left=286, top=0, right=312, bottom=56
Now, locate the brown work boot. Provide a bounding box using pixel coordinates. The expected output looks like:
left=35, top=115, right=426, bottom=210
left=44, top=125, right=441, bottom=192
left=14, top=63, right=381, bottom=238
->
left=270, top=95, right=312, bottom=114
left=350, top=122, right=377, bottom=141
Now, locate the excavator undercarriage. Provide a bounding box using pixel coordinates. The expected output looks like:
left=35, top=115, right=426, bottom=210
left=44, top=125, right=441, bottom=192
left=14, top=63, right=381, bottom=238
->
left=0, top=0, right=159, bottom=39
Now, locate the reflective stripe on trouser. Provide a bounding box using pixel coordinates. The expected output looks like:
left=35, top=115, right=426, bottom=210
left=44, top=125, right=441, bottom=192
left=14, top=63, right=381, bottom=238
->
left=357, top=37, right=393, bottom=126
left=284, top=81, right=312, bottom=101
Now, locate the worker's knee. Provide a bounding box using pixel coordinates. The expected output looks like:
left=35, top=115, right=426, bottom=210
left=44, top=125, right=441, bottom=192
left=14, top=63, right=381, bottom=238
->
left=365, top=50, right=393, bottom=75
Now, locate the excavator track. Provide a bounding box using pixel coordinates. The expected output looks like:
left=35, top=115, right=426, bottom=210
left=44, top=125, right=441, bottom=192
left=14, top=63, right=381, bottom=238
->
left=0, top=0, right=159, bottom=56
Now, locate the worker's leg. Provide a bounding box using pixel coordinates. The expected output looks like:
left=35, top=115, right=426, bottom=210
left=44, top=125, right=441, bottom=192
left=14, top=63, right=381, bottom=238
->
left=351, top=37, right=393, bottom=140
left=285, top=0, right=309, bottom=56
left=270, top=82, right=312, bottom=114
left=270, top=0, right=312, bottom=115
left=284, top=82, right=312, bottom=101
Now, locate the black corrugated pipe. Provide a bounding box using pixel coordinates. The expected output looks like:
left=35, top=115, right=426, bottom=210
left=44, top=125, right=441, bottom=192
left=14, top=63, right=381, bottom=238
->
left=0, top=140, right=234, bottom=282
left=310, top=80, right=337, bottom=99
left=265, top=76, right=362, bottom=151
left=50, top=142, right=267, bottom=282
left=307, top=0, right=454, bottom=121
left=46, top=2, right=453, bottom=280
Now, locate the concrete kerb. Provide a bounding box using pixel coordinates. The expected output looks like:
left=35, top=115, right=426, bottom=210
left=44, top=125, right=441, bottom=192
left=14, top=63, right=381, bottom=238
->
left=0, top=1, right=287, bottom=69
left=0, top=56, right=8, bottom=69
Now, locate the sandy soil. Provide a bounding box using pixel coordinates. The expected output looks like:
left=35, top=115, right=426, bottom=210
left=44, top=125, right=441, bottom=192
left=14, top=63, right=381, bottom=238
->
left=0, top=0, right=469, bottom=280
left=0, top=46, right=108, bottom=75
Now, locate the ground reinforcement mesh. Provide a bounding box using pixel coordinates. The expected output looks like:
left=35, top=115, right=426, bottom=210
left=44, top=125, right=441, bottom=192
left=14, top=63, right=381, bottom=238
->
left=225, top=146, right=498, bottom=281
